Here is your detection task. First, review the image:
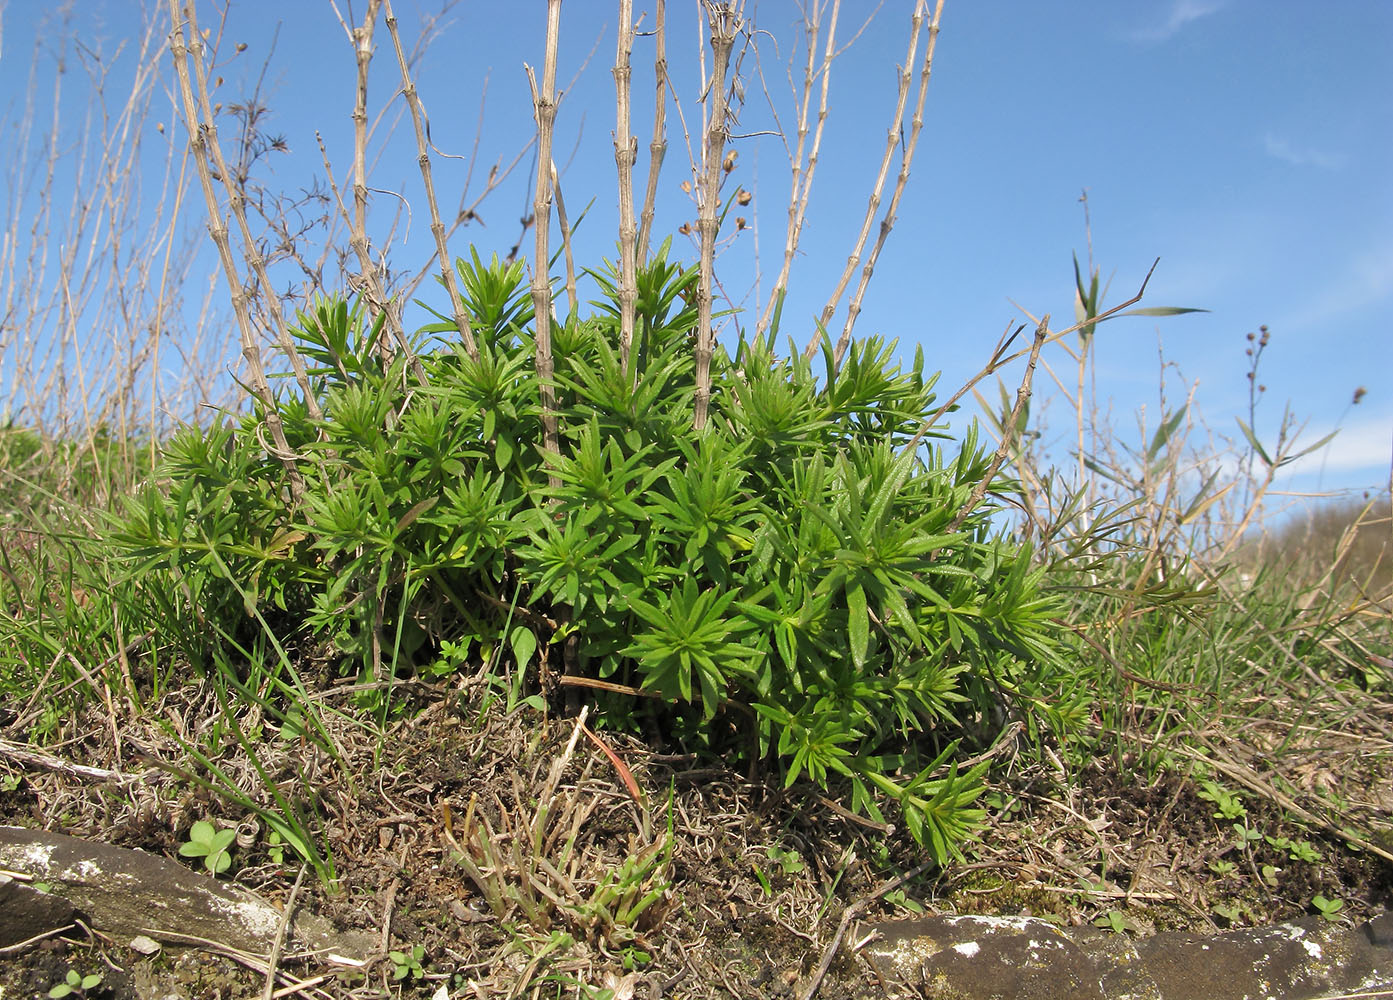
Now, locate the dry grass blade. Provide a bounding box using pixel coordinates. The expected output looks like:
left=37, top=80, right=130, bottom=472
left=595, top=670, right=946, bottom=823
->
left=580, top=719, right=642, bottom=803
left=0, top=925, right=79, bottom=957
left=801, top=861, right=934, bottom=1000
left=551, top=160, right=580, bottom=317
left=260, top=864, right=307, bottom=1000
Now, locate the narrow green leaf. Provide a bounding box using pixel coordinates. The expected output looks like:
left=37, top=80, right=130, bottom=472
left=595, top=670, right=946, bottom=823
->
left=1147, top=406, right=1187, bottom=462
left=510, top=625, right=537, bottom=673
left=846, top=581, right=869, bottom=670
left=393, top=497, right=438, bottom=538
left=1275, top=429, right=1339, bottom=468
left=1112, top=306, right=1209, bottom=318
left=1234, top=418, right=1273, bottom=467
left=495, top=435, right=514, bottom=469
left=1177, top=475, right=1232, bottom=525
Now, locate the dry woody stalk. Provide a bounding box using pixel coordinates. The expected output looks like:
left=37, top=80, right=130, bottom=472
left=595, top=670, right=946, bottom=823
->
left=166, top=1, right=307, bottom=500
left=809, top=0, right=944, bottom=368
left=635, top=0, right=669, bottom=264
left=613, top=0, right=640, bottom=371
left=692, top=1, right=742, bottom=431
left=382, top=0, right=477, bottom=367
left=757, top=0, right=841, bottom=339
left=526, top=0, right=563, bottom=475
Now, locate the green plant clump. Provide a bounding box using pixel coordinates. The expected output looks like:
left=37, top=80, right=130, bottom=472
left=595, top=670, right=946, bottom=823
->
left=179, top=819, right=236, bottom=875
left=388, top=944, right=426, bottom=981
left=48, top=969, right=102, bottom=999
left=109, top=244, right=1073, bottom=863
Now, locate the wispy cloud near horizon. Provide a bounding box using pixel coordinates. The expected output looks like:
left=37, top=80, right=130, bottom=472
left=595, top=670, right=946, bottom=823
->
left=1280, top=239, right=1393, bottom=333
left=1130, top=0, right=1228, bottom=42
left=1263, top=133, right=1347, bottom=170
left=1281, top=413, right=1393, bottom=481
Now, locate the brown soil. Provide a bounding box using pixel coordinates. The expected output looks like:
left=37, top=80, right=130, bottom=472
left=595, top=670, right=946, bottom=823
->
left=1, top=675, right=1389, bottom=999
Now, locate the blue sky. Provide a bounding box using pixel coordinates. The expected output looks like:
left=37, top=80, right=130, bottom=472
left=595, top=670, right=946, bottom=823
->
left=3, top=0, right=1390, bottom=504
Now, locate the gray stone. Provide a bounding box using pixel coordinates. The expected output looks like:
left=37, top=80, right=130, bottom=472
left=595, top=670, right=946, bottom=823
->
left=860, top=912, right=1393, bottom=1000
left=0, top=825, right=372, bottom=962
left=0, top=872, right=80, bottom=947
left=7, top=823, right=1392, bottom=999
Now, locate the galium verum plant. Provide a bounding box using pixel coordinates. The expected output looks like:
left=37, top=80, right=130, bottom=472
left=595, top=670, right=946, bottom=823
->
left=111, top=244, right=1073, bottom=863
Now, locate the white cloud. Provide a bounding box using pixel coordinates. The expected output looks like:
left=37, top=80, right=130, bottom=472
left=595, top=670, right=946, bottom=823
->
left=1280, top=239, right=1393, bottom=332
left=1263, top=133, right=1347, bottom=170
left=1130, top=1, right=1227, bottom=42
left=1280, top=414, right=1392, bottom=477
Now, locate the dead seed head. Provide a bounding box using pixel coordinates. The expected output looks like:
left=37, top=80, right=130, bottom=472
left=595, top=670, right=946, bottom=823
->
left=1352, top=386, right=1366, bottom=405
left=736, top=189, right=752, bottom=205
left=723, top=151, right=737, bottom=173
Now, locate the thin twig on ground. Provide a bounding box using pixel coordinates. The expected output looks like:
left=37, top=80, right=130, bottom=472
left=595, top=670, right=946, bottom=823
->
left=800, top=861, right=933, bottom=1000
left=261, top=864, right=307, bottom=1000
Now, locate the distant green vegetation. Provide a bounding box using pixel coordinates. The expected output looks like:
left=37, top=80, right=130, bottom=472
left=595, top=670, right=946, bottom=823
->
left=1244, top=498, right=1391, bottom=599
